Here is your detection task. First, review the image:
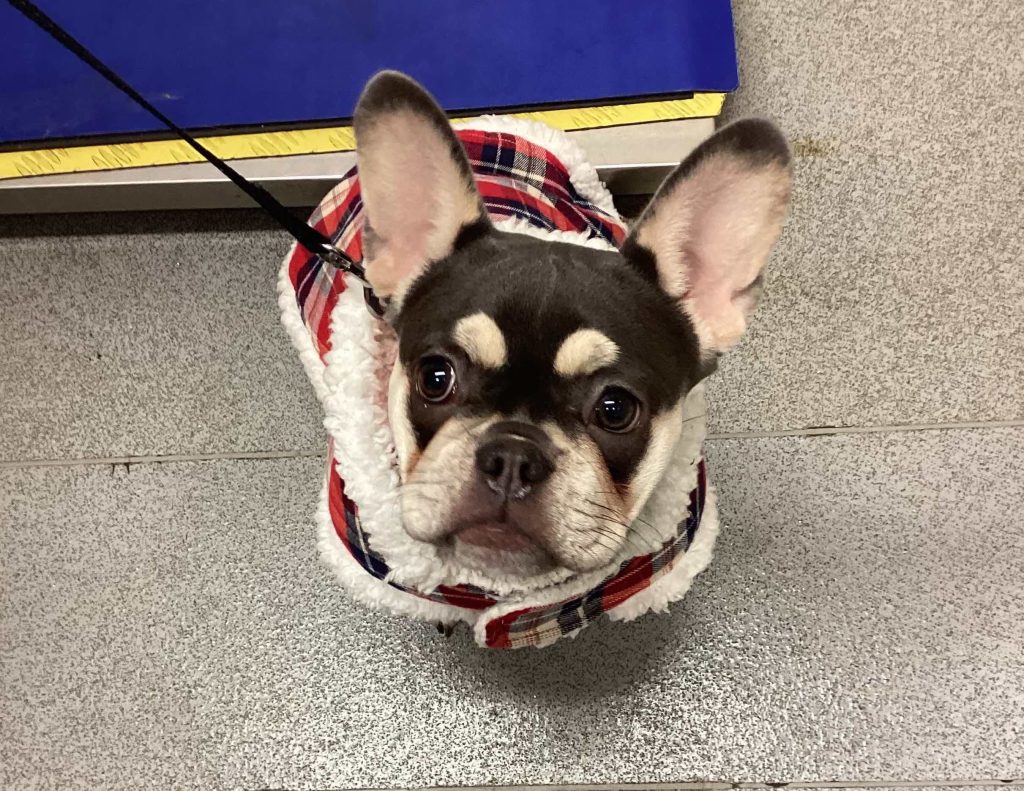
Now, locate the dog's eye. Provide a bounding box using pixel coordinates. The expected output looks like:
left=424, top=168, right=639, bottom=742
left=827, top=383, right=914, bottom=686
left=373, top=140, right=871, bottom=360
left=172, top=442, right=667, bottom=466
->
left=593, top=387, right=641, bottom=433
left=416, top=355, right=456, bottom=403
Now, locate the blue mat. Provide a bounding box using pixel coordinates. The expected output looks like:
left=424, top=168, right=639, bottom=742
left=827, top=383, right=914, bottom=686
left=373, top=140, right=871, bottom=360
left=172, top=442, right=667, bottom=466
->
left=0, top=0, right=737, bottom=145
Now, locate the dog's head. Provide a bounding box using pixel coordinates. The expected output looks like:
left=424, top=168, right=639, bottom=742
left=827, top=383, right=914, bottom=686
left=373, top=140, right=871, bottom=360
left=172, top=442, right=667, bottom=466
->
left=353, top=72, right=792, bottom=578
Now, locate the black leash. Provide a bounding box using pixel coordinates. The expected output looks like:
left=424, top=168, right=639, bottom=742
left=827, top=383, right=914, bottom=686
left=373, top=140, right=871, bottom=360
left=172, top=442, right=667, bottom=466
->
left=7, top=0, right=387, bottom=317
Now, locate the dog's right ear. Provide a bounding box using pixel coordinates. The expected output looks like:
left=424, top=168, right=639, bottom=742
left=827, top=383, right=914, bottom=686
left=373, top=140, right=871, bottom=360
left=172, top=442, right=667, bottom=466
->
left=354, top=71, right=489, bottom=300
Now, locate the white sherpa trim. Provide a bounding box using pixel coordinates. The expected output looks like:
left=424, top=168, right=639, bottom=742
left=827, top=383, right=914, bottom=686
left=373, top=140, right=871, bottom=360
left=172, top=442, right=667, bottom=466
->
left=491, top=217, right=617, bottom=251
left=454, top=115, right=618, bottom=216
left=321, top=285, right=448, bottom=588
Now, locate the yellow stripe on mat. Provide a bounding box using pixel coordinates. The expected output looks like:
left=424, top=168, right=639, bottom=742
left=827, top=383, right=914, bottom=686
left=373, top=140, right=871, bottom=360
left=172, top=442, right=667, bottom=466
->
left=0, top=93, right=725, bottom=181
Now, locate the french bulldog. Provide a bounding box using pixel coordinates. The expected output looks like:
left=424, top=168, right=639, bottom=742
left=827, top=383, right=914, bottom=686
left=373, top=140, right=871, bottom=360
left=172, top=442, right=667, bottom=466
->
left=350, top=71, right=792, bottom=581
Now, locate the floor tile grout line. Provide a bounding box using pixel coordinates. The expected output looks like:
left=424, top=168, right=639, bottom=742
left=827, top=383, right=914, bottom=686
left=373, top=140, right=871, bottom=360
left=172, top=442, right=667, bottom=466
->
left=1, top=418, right=1022, bottom=471
left=760, top=783, right=1024, bottom=789
left=276, top=780, right=1024, bottom=791
left=0, top=448, right=326, bottom=470
left=706, top=418, right=1024, bottom=441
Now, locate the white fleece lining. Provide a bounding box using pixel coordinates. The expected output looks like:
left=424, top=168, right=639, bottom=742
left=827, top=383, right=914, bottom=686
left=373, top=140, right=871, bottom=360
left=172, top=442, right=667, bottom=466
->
left=278, top=115, right=721, bottom=645
left=492, top=217, right=617, bottom=250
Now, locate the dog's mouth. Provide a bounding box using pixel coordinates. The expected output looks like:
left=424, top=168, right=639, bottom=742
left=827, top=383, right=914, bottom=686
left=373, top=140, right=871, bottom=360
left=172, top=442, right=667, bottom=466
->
left=441, top=510, right=558, bottom=576
left=454, top=519, right=537, bottom=552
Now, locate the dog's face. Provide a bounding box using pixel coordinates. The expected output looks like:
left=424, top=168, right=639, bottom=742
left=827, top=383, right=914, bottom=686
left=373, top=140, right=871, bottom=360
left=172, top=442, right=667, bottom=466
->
left=353, top=72, right=792, bottom=577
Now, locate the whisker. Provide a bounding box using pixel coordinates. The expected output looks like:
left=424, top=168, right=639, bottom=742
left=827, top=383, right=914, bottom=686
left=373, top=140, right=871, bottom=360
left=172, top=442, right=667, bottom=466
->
left=566, top=508, right=636, bottom=546
left=565, top=506, right=659, bottom=557
left=581, top=504, right=659, bottom=544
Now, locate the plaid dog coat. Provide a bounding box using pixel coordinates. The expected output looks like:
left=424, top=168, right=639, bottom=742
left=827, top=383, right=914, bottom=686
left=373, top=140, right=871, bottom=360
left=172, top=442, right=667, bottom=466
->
left=279, top=117, right=719, bottom=648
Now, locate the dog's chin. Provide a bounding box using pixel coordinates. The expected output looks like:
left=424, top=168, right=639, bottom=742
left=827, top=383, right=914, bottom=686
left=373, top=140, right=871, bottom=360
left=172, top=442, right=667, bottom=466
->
left=401, top=485, right=628, bottom=577
left=449, top=520, right=556, bottom=577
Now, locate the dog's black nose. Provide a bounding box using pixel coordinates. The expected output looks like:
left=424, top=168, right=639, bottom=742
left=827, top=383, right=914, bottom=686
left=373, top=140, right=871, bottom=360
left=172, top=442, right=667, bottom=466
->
left=475, top=433, right=553, bottom=501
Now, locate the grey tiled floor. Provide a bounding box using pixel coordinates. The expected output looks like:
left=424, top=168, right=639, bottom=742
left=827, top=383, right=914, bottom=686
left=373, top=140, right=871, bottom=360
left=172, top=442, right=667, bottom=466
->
left=2, top=432, right=1023, bottom=789
left=2, top=0, right=1023, bottom=789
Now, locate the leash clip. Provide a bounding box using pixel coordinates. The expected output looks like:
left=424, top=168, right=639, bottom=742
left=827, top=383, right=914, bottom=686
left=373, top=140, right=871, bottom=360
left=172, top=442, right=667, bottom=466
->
left=317, top=243, right=368, bottom=285
left=316, top=243, right=389, bottom=319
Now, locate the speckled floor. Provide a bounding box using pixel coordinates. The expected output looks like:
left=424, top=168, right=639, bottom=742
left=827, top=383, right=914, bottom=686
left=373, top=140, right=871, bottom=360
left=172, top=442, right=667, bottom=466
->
left=2, top=1, right=1023, bottom=790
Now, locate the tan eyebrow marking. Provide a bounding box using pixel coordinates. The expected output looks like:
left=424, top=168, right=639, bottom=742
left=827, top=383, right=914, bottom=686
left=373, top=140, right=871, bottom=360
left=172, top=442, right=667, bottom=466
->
left=554, top=328, right=620, bottom=377
left=452, top=312, right=507, bottom=369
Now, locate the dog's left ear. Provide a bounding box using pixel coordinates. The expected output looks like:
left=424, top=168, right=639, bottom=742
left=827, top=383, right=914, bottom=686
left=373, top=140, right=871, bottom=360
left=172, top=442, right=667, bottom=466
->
left=622, top=119, right=793, bottom=354
left=353, top=71, right=489, bottom=300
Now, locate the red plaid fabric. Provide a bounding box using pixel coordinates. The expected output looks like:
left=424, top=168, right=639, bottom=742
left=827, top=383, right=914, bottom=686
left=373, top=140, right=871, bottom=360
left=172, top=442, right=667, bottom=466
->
left=302, top=128, right=706, bottom=647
